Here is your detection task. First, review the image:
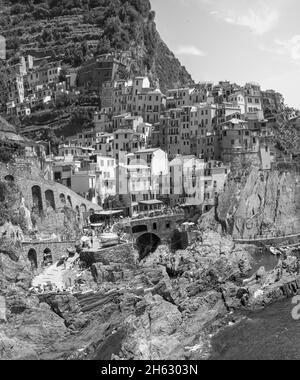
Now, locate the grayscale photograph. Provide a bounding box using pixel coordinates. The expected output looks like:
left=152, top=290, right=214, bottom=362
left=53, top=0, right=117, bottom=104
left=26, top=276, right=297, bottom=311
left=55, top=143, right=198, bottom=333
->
left=0, top=0, right=299, bottom=364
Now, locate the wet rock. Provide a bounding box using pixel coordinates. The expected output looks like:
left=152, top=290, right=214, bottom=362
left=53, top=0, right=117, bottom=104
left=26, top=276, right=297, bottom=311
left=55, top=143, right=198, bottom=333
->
left=221, top=283, right=242, bottom=310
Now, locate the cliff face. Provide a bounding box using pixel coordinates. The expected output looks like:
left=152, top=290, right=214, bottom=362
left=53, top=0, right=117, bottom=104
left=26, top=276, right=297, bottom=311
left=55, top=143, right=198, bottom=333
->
left=217, top=168, right=300, bottom=239
left=1, top=0, right=193, bottom=91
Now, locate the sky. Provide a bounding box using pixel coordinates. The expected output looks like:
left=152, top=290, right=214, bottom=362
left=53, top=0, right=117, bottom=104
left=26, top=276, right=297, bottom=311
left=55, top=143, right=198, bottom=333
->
left=151, top=0, right=300, bottom=109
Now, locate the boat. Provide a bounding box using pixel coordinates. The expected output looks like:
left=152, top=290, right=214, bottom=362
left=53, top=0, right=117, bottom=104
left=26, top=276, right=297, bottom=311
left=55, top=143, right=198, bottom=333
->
left=99, top=233, right=120, bottom=247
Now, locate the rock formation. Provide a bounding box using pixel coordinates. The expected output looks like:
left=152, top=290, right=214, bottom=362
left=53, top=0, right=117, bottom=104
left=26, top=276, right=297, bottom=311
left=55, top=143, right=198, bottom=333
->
left=217, top=168, right=300, bottom=239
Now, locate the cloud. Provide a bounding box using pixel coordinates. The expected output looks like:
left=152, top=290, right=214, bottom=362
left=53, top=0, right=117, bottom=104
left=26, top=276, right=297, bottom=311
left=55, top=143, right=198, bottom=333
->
left=259, top=35, right=300, bottom=62
left=175, top=45, right=207, bottom=57
left=211, top=6, right=279, bottom=35
left=275, top=35, right=300, bottom=60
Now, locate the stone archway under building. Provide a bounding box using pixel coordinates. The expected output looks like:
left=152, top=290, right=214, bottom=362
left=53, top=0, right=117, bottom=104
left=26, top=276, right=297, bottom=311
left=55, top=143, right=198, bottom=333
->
left=4, top=174, right=14, bottom=183
left=28, top=248, right=38, bottom=269
left=43, top=248, right=53, bottom=266
left=60, top=193, right=66, bottom=205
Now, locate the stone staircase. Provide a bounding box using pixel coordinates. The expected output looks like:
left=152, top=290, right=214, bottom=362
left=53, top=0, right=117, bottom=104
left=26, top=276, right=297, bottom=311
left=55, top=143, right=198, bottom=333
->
left=32, top=254, right=79, bottom=291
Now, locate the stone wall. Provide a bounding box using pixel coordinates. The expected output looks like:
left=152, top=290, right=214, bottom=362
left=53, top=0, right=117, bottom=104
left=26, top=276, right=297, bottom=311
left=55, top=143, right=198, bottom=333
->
left=80, top=243, right=138, bottom=267
left=21, top=241, right=76, bottom=268
left=130, top=214, right=185, bottom=242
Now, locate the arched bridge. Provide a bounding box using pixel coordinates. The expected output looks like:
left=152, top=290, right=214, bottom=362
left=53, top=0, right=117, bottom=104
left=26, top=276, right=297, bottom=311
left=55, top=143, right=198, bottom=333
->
left=0, top=169, right=101, bottom=221
left=129, top=213, right=185, bottom=259
left=22, top=240, right=76, bottom=270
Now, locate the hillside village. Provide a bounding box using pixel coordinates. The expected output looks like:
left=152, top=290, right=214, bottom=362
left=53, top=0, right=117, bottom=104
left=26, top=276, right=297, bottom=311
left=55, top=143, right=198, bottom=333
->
left=1, top=0, right=300, bottom=362
left=0, top=52, right=299, bottom=218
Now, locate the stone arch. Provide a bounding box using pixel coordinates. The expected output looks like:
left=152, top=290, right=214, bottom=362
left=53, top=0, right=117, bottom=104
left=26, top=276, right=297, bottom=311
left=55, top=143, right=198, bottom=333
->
left=60, top=193, right=66, bottom=205
left=89, top=208, right=95, bottom=215
left=136, top=233, right=161, bottom=260
left=43, top=248, right=53, bottom=266
left=80, top=203, right=87, bottom=214
left=80, top=204, right=87, bottom=223
left=45, top=189, right=56, bottom=210
left=67, top=195, right=72, bottom=208
left=4, top=174, right=14, bottom=183
left=32, top=185, right=43, bottom=215
left=75, top=205, right=80, bottom=220
left=28, top=248, right=38, bottom=269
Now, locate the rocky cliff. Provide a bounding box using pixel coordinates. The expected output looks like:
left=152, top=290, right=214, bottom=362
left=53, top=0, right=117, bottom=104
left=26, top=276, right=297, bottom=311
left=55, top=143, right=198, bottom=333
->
left=1, top=0, right=193, bottom=92
left=216, top=168, right=300, bottom=240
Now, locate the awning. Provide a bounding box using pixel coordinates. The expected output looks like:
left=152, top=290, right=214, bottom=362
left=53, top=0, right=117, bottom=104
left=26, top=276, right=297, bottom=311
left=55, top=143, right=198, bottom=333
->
left=138, top=200, right=163, bottom=206
left=90, top=223, right=104, bottom=227
left=94, top=210, right=124, bottom=216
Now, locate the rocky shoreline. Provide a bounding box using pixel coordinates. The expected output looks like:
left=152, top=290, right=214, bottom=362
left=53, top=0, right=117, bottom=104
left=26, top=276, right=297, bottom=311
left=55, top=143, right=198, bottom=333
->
left=1, top=224, right=300, bottom=360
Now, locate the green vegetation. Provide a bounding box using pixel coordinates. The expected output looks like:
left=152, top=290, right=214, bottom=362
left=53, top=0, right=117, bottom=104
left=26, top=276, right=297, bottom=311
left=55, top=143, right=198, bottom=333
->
left=2, top=0, right=193, bottom=91
left=0, top=142, right=24, bottom=163
left=271, top=109, right=300, bottom=157
left=0, top=180, right=21, bottom=227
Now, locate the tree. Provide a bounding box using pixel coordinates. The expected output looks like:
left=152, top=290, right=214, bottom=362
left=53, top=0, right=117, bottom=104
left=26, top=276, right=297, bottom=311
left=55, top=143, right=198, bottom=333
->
left=96, top=36, right=111, bottom=55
